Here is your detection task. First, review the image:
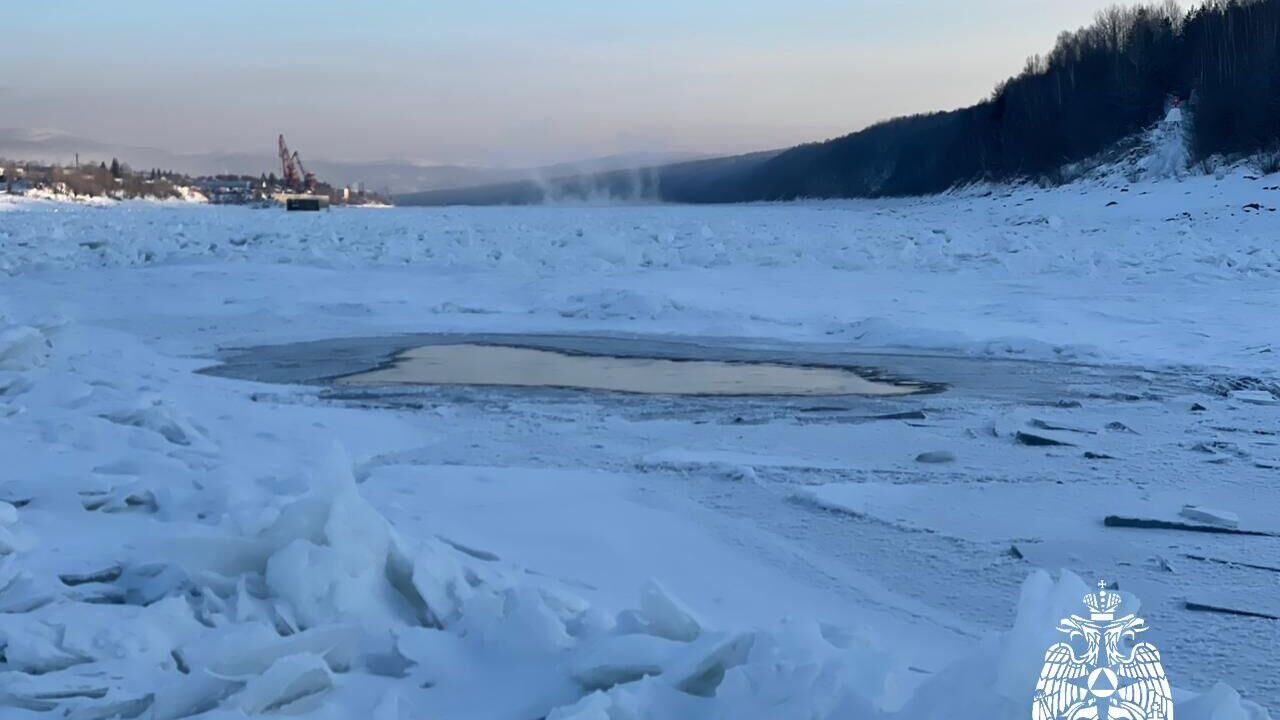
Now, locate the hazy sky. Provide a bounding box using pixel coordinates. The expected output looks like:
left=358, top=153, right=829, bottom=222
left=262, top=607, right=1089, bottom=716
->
left=4, top=1, right=1196, bottom=167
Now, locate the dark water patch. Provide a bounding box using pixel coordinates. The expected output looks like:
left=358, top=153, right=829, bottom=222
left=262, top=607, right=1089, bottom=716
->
left=205, top=333, right=941, bottom=398
left=338, top=343, right=925, bottom=397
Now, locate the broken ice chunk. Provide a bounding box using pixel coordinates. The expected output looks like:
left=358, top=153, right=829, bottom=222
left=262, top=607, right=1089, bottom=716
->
left=235, top=653, right=334, bottom=714
left=637, top=580, right=702, bottom=642
left=615, top=580, right=703, bottom=642
left=1015, top=431, right=1074, bottom=447
left=569, top=634, right=679, bottom=690
left=0, top=325, right=50, bottom=371
left=1179, top=505, right=1240, bottom=529
left=1229, top=389, right=1280, bottom=406
left=663, top=631, right=754, bottom=696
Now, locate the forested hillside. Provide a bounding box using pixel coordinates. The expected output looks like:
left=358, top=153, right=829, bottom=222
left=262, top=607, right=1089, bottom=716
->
left=398, top=0, right=1280, bottom=205
left=739, top=0, right=1280, bottom=200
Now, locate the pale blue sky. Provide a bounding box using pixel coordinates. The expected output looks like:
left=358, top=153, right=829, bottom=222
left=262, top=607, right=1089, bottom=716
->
left=4, top=1, right=1195, bottom=166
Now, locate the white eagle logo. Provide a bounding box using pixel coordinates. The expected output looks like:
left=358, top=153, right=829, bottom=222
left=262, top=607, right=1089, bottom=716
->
left=1032, top=580, right=1173, bottom=720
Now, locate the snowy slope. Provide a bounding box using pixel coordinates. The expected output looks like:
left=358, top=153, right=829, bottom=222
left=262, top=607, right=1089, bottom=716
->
left=0, top=168, right=1277, bottom=718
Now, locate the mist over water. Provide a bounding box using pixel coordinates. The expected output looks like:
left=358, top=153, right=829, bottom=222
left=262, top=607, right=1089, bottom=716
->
left=531, top=164, right=665, bottom=205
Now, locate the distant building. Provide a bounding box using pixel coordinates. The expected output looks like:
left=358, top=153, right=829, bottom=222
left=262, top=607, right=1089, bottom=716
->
left=198, top=178, right=256, bottom=204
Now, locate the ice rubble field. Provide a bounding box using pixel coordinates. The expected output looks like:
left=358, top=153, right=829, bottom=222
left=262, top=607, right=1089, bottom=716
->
left=0, top=168, right=1277, bottom=719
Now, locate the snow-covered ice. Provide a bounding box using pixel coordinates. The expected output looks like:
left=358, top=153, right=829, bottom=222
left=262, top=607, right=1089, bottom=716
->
left=0, top=166, right=1277, bottom=718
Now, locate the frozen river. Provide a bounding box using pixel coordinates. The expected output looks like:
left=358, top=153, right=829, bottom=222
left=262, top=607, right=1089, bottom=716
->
left=207, top=331, right=1279, bottom=709
left=1, top=173, right=1277, bottom=718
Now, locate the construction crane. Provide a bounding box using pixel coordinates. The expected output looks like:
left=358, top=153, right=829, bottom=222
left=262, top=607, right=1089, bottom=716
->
left=293, top=150, right=316, bottom=192
left=277, top=133, right=316, bottom=192
left=278, top=134, right=299, bottom=190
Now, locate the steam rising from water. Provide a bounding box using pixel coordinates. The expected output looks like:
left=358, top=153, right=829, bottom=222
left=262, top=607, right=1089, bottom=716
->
left=529, top=164, right=663, bottom=205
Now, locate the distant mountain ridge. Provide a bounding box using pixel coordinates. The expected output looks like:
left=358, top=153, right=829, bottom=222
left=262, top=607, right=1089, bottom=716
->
left=0, top=129, right=713, bottom=195
left=400, top=0, right=1280, bottom=205
left=394, top=150, right=783, bottom=206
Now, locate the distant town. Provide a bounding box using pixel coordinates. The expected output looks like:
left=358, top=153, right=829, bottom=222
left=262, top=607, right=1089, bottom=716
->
left=0, top=134, right=390, bottom=208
